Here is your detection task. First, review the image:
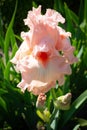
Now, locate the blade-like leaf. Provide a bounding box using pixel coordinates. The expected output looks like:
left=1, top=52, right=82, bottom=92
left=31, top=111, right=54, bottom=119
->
left=76, top=118, right=87, bottom=127
left=73, top=124, right=80, bottom=130
left=59, top=90, right=87, bottom=128
left=4, top=41, right=18, bottom=80
left=10, top=29, right=16, bottom=48
left=4, top=0, right=18, bottom=64
left=64, top=3, right=74, bottom=33
left=0, top=97, right=7, bottom=112
left=84, top=0, right=87, bottom=22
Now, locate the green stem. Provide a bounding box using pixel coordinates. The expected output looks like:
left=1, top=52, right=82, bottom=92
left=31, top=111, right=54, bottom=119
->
left=47, top=108, right=59, bottom=130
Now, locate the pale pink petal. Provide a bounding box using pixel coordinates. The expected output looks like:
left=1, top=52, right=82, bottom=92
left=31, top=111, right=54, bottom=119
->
left=56, top=37, right=78, bottom=64
left=11, top=41, right=30, bottom=64
left=18, top=80, right=55, bottom=95
left=24, top=23, right=58, bottom=50
left=24, top=5, right=41, bottom=28
left=16, top=54, right=71, bottom=95
left=21, top=31, right=33, bottom=50
left=45, top=9, right=65, bottom=24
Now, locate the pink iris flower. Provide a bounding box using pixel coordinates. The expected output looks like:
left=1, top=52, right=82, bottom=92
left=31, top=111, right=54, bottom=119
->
left=11, top=6, right=78, bottom=95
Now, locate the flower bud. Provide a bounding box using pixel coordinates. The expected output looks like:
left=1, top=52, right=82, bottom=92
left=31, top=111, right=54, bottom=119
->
left=43, top=109, right=51, bottom=122
left=36, top=93, right=46, bottom=109
left=36, top=121, right=45, bottom=130
left=54, top=93, right=72, bottom=110
left=36, top=108, right=51, bottom=122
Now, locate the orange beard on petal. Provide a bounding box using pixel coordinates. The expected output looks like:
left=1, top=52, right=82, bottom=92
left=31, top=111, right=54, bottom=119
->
left=37, top=52, right=49, bottom=66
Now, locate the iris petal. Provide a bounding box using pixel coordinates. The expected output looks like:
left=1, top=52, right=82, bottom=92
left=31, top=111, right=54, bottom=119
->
left=11, top=6, right=78, bottom=95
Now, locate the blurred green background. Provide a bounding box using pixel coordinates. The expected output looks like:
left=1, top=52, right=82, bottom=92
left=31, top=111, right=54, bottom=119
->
left=0, top=0, right=81, bottom=35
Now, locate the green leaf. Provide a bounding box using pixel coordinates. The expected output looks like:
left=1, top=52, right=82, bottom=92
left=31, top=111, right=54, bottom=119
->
left=10, top=42, right=18, bottom=59
left=76, top=118, right=87, bottom=127
left=64, top=3, right=74, bottom=33
left=78, top=0, right=84, bottom=23
left=83, top=48, right=87, bottom=66
left=0, top=89, right=8, bottom=95
left=0, top=34, right=4, bottom=51
left=4, top=62, right=11, bottom=80
left=50, top=110, right=59, bottom=130
left=15, top=34, right=23, bottom=42
left=0, top=58, right=5, bottom=74
left=73, top=124, right=80, bottom=130
left=54, top=0, right=63, bottom=13
left=4, top=41, right=18, bottom=80
left=79, top=0, right=87, bottom=34
left=62, top=77, right=70, bottom=94
left=36, top=110, right=46, bottom=122
left=4, top=0, right=18, bottom=64
left=10, top=29, right=17, bottom=48
left=0, top=97, right=7, bottom=112
left=77, top=46, right=83, bottom=59
left=69, top=10, right=79, bottom=25
left=0, top=15, right=4, bottom=50
left=84, top=0, right=87, bottom=22
left=59, top=90, right=87, bottom=128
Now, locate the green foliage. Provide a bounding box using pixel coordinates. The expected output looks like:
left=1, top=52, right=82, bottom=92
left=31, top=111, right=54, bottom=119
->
left=58, top=90, right=87, bottom=129
left=0, top=0, right=87, bottom=129
left=0, top=1, right=38, bottom=129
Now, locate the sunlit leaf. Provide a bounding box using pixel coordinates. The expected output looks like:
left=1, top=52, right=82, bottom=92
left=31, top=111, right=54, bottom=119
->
left=73, top=124, right=80, bottom=130
left=4, top=1, right=18, bottom=64
left=76, top=118, right=87, bottom=127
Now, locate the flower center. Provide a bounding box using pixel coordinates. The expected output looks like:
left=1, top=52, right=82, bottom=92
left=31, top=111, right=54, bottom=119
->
left=37, top=52, right=49, bottom=66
